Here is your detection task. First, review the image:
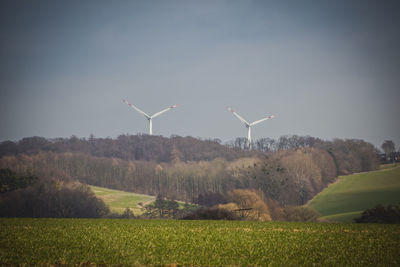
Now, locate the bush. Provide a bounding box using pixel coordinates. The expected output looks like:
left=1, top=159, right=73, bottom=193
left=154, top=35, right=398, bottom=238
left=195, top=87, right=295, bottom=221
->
left=181, top=207, right=238, bottom=220
left=121, top=208, right=135, bottom=219
left=0, top=180, right=109, bottom=218
left=354, top=205, right=400, bottom=223
left=226, top=189, right=272, bottom=221
left=282, top=206, right=320, bottom=222
left=0, top=168, right=38, bottom=193
left=195, top=191, right=227, bottom=207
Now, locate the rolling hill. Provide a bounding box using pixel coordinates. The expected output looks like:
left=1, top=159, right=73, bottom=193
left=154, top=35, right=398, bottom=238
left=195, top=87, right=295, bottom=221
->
left=307, top=165, right=400, bottom=222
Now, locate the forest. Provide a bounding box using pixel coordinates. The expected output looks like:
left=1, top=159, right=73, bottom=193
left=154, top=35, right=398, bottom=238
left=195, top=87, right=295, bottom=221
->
left=0, top=134, right=379, bottom=219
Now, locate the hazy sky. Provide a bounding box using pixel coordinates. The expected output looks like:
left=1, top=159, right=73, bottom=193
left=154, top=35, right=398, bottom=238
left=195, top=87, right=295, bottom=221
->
left=1, top=0, right=399, bottom=149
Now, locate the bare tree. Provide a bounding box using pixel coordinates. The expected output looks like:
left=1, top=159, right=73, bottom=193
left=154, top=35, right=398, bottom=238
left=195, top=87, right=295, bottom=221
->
left=382, top=140, right=395, bottom=162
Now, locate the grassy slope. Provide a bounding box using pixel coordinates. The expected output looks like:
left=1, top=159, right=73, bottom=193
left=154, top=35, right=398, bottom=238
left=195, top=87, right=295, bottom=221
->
left=380, top=163, right=399, bottom=170
left=308, top=166, right=400, bottom=222
left=1, top=218, right=399, bottom=266
left=90, top=185, right=155, bottom=215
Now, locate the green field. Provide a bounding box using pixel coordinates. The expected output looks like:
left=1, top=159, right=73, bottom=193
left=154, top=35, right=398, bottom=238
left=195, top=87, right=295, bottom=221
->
left=1, top=218, right=399, bottom=266
left=90, top=185, right=155, bottom=214
left=380, top=163, right=399, bottom=170
left=308, top=166, right=400, bottom=222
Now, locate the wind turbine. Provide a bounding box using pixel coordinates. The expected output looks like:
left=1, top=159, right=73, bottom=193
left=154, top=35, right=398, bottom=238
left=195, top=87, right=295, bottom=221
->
left=227, top=107, right=274, bottom=149
left=123, top=99, right=178, bottom=135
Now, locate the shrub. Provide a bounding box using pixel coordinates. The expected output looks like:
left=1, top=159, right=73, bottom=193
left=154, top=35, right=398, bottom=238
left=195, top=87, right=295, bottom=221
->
left=0, top=180, right=109, bottom=218
left=0, top=168, right=38, bottom=193
left=354, top=205, right=400, bottom=223
left=282, top=206, right=320, bottom=222
left=195, top=191, right=227, bottom=207
left=227, top=189, right=272, bottom=221
left=181, top=207, right=238, bottom=220
left=121, top=208, right=135, bottom=219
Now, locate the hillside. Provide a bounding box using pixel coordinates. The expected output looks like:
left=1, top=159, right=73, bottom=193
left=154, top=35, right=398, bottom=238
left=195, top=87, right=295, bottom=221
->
left=308, top=165, right=400, bottom=222
left=90, top=185, right=155, bottom=215
left=0, top=135, right=379, bottom=207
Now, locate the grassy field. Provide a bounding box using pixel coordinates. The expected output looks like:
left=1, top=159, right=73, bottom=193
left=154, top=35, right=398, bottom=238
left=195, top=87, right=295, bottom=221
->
left=380, top=163, right=399, bottom=170
left=1, top=218, right=399, bottom=266
left=308, top=166, right=400, bottom=222
left=90, top=185, right=155, bottom=215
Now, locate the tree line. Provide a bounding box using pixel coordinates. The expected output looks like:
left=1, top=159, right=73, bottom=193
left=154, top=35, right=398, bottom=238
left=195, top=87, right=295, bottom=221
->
left=0, top=136, right=378, bottom=206
left=0, top=135, right=251, bottom=163
left=0, top=165, right=320, bottom=221
left=0, top=134, right=380, bottom=170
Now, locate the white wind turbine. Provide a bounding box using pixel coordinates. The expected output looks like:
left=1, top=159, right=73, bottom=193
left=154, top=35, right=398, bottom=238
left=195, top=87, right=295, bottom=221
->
left=123, top=99, right=178, bottom=135
left=227, top=107, right=274, bottom=149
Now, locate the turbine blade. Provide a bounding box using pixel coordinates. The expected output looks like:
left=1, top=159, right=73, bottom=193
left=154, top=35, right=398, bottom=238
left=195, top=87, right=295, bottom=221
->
left=123, top=99, right=150, bottom=119
left=227, top=107, right=249, bottom=126
left=151, top=104, right=178, bottom=118
left=250, top=115, right=275, bottom=126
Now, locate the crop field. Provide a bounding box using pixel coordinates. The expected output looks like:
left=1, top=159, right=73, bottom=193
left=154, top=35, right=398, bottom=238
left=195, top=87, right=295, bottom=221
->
left=308, top=166, right=400, bottom=222
left=1, top=218, right=399, bottom=266
left=90, top=185, right=155, bottom=214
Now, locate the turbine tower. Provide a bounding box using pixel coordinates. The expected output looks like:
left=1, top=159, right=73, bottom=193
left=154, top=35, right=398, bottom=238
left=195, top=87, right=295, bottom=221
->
left=227, top=107, right=274, bottom=149
left=123, top=99, right=178, bottom=135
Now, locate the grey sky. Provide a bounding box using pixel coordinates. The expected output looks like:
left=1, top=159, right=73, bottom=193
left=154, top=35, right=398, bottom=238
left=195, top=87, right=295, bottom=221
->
left=1, top=0, right=399, bottom=149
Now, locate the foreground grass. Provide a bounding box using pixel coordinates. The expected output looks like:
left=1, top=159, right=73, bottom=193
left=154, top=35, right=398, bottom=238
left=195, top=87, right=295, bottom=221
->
left=90, top=185, right=155, bottom=214
left=1, top=218, right=399, bottom=266
left=308, top=166, right=400, bottom=222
